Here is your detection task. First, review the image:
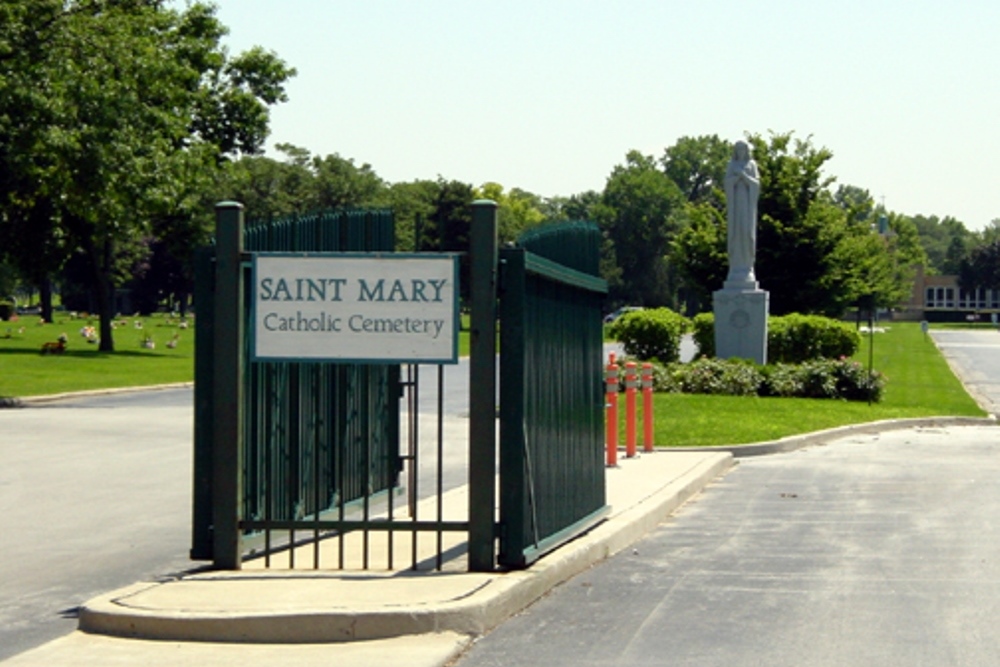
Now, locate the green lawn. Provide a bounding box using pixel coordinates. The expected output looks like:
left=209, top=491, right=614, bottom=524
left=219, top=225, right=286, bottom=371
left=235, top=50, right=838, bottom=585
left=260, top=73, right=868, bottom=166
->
left=0, top=313, right=195, bottom=398
left=2, top=316, right=987, bottom=449
left=626, top=322, right=987, bottom=447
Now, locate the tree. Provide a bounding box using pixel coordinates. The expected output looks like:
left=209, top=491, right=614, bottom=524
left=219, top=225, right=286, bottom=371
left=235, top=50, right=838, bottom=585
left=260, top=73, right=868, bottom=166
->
left=669, top=202, right=727, bottom=309
left=309, top=153, right=387, bottom=210
left=979, top=220, right=1000, bottom=246
left=595, top=150, right=686, bottom=308
left=911, top=214, right=972, bottom=274
left=959, top=241, right=1000, bottom=291
left=386, top=180, right=439, bottom=252
left=942, top=234, right=969, bottom=275
left=427, top=179, right=474, bottom=302
left=0, top=1, right=294, bottom=350
left=833, top=185, right=875, bottom=227
left=747, top=132, right=842, bottom=315
left=661, top=134, right=731, bottom=206
left=474, top=183, right=546, bottom=243
left=670, top=133, right=920, bottom=316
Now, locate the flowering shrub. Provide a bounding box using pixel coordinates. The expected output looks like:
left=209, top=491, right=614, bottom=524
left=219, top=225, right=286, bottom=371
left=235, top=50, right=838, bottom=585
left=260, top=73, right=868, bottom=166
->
left=642, top=356, right=885, bottom=402
left=674, top=357, right=762, bottom=396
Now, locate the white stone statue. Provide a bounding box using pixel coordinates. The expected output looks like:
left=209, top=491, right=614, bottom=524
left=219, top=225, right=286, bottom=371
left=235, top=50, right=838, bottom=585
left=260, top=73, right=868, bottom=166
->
left=724, top=139, right=760, bottom=286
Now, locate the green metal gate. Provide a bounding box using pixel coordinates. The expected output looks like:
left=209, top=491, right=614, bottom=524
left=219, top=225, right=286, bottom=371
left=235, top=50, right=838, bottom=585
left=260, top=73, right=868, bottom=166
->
left=190, top=205, right=401, bottom=567
left=495, top=221, right=609, bottom=568
left=194, top=200, right=609, bottom=572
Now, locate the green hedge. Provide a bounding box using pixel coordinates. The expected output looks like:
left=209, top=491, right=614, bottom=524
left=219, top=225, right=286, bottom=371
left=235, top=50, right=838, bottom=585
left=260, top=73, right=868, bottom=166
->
left=768, top=313, right=860, bottom=363
left=609, top=307, right=689, bottom=363
left=689, top=312, right=860, bottom=362
left=691, top=312, right=714, bottom=358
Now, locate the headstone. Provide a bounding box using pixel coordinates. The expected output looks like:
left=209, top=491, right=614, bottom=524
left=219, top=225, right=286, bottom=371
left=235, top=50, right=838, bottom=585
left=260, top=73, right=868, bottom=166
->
left=713, top=140, right=769, bottom=364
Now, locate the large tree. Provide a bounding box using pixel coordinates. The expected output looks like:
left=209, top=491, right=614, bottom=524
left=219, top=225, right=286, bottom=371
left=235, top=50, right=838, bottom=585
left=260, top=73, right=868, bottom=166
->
left=671, top=134, right=920, bottom=316
left=0, top=1, right=294, bottom=349
left=910, top=214, right=972, bottom=274
left=959, top=241, right=1000, bottom=292
left=595, top=150, right=686, bottom=308
left=661, top=134, right=730, bottom=206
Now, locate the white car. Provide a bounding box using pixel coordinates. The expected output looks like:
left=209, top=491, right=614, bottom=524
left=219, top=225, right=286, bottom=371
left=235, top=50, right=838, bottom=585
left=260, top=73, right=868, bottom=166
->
left=603, top=306, right=643, bottom=324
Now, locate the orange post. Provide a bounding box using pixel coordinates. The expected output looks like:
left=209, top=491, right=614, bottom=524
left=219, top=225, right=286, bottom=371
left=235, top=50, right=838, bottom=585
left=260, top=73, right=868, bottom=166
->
left=605, top=359, right=619, bottom=466
left=624, top=362, right=637, bottom=458
left=642, top=362, right=654, bottom=452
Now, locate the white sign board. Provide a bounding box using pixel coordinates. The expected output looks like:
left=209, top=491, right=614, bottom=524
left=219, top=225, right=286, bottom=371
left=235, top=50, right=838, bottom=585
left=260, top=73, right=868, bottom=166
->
left=252, top=254, right=459, bottom=363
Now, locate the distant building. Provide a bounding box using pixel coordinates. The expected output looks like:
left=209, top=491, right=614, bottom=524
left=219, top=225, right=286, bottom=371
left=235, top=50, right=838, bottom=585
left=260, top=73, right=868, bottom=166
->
left=898, top=265, right=1000, bottom=322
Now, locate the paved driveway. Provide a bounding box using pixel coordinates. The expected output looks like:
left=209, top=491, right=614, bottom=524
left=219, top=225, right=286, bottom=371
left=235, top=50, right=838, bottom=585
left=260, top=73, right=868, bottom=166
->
left=929, top=328, right=1000, bottom=416
left=456, top=424, right=1000, bottom=667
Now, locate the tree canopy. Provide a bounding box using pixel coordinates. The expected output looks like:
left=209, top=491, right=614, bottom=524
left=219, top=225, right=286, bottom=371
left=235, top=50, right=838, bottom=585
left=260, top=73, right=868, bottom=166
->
left=0, top=0, right=294, bottom=348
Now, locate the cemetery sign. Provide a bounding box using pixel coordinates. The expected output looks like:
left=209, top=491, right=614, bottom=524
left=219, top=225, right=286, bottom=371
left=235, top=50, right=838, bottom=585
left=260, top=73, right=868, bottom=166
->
left=252, top=254, right=459, bottom=363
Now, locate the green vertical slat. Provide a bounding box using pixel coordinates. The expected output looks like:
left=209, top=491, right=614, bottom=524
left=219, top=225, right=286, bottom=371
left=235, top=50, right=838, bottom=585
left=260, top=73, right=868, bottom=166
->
left=212, top=202, right=245, bottom=569
left=468, top=200, right=500, bottom=572
left=498, top=248, right=529, bottom=568
left=190, top=246, right=216, bottom=560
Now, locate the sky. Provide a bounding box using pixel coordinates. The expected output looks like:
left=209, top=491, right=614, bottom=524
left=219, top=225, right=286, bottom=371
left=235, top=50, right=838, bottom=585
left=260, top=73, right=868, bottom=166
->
left=209, top=0, right=999, bottom=230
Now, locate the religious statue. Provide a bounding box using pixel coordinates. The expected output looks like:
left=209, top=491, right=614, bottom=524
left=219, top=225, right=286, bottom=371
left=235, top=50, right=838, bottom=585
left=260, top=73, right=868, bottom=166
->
left=724, top=139, right=760, bottom=286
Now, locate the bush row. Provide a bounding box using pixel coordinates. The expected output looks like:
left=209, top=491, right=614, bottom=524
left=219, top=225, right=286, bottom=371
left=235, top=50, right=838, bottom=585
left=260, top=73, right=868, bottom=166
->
left=647, top=356, right=884, bottom=402
left=690, top=312, right=860, bottom=362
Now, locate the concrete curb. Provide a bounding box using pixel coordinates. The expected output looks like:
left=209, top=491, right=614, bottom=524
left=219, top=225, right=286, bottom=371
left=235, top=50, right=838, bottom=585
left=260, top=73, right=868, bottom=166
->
left=683, top=415, right=998, bottom=458
left=18, top=383, right=194, bottom=405
left=78, top=453, right=734, bottom=644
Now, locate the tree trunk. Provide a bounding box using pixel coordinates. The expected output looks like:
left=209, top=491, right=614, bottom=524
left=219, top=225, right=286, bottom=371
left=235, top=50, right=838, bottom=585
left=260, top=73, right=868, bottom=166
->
left=39, top=278, right=53, bottom=324
left=86, top=236, right=116, bottom=352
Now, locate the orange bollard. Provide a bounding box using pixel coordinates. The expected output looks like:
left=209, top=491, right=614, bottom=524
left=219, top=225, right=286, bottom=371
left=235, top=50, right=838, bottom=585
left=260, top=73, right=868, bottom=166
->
left=605, top=359, right=619, bottom=467
left=642, top=362, right=654, bottom=452
left=624, top=362, right=637, bottom=458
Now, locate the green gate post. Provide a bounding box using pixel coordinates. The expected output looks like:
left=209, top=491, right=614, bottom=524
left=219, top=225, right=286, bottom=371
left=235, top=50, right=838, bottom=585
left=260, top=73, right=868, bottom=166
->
left=213, top=202, right=245, bottom=569
left=468, top=199, right=499, bottom=572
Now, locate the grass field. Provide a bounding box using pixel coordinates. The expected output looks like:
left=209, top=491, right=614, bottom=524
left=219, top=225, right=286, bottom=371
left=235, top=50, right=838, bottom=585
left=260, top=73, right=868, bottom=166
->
left=0, top=313, right=195, bottom=398
left=1, top=314, right=987, bottom=448
left=628, top=321, right=987, bottom=447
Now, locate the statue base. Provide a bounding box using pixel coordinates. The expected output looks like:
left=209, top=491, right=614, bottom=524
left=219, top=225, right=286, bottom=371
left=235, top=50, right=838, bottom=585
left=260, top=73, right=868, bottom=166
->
left=713, top=287, right=769, bottom=365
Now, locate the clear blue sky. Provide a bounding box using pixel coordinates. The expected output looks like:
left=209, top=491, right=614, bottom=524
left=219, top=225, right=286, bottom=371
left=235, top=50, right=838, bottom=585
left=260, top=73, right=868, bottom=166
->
left=210, top=0, right=999, bottom=230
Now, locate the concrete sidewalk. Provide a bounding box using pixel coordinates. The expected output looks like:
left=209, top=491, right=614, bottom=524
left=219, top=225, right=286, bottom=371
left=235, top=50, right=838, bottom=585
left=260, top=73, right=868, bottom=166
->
left=5, top=450, right=734, bottom=667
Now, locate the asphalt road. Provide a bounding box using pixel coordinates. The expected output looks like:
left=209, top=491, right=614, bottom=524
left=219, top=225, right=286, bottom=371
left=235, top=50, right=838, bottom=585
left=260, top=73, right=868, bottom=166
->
left=453, top=328, right=1000, bottom=667
left=0, top=359, right=474, bottom=662
left=0, top=389, right=195, bottom=662
left=929, top=327, right=1000, bottom=416
left=455, top=424, right=1000, bottom=666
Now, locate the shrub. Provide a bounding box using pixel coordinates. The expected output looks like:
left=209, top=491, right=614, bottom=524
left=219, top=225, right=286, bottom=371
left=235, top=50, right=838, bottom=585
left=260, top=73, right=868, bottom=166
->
left=671, top=357, right=763, bottom=396
left=688, top=312, right=858, bottom=362
left=691, top=312, right=715, bottom=358
left=609, top=307, right=689, bottom=363
left=758, top=363, right=804, bottom=397
left=768, top=314, right=860, bottom=363
left=653, top=361, right=684, bottom=394
left=760, top=358, right=884, bottom=402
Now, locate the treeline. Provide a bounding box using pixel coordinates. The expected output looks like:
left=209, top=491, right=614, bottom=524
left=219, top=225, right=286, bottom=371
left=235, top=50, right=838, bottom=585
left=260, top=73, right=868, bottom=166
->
left=3, top=4, right=999, bottom=354
left=206, top=133, right=1000, bottom=318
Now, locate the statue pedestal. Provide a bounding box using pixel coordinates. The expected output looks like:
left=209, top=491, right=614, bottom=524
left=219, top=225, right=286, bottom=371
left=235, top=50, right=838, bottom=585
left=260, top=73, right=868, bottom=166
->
left=713, top=286, right=769, bottom=364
